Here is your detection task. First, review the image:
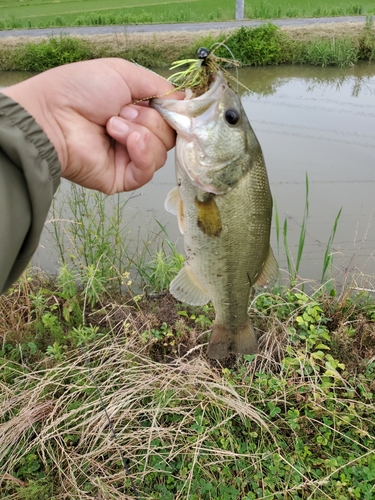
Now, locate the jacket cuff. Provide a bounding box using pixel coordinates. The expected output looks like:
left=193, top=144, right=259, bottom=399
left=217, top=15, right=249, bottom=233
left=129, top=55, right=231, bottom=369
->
left=0, top=93, right=62, bottom=293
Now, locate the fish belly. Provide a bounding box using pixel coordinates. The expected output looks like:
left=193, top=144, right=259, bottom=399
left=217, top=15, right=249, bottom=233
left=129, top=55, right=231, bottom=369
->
left=177, top=154, right=273, bottom=358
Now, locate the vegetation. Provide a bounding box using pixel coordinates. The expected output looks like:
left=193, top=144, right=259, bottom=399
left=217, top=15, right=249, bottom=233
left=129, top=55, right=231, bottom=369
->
left=0, top=0, right=375, bottom=30
left=1, top=20, right=375, bottom=72
left=1, top=183, right=375, bottom=499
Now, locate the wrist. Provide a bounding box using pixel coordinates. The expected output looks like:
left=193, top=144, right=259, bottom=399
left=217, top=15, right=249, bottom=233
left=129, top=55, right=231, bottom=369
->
left=2, top=76, right=68, bottom=171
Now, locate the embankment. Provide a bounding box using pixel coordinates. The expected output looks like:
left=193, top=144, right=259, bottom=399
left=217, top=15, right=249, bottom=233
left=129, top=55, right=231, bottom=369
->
left=0, top=20, right=374, bottom=71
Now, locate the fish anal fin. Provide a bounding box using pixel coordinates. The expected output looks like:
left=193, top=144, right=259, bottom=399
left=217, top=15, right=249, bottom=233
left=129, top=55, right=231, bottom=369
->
left=207, top=318, right=258, bottom=360
left=165, top=186, right=185, bottom=234
left=170, top=264, right=210, bottom=306
left=254, top=246, right=279, bottom=289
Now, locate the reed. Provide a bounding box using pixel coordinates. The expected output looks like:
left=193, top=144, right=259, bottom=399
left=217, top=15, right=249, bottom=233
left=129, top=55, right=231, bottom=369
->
left=274, top=174, right=342, bottom=286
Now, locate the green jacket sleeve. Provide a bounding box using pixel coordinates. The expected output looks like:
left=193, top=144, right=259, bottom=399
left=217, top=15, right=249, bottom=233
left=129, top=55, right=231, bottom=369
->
left=0, top=93, right=61, bottom=294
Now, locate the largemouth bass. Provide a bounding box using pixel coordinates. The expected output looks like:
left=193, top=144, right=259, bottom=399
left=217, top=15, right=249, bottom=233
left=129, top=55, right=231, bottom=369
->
left=151, top=72, right=278, bottom=359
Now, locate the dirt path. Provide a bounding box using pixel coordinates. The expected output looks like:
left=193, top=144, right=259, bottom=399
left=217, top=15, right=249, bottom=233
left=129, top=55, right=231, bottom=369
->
left=0, top=15, right=367, bottom=38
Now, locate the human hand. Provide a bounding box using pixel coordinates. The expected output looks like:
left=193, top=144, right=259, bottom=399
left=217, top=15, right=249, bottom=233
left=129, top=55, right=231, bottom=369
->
left=2, top=58, right=182, bottom=193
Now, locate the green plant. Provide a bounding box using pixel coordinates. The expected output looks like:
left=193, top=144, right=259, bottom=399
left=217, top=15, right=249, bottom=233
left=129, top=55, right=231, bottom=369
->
left=50, top=184, right=133, bottom=291
left=321, top=207, right=342, bottom=284
left=142, top=222, right=184, bottom=293
left=304, top=37, right=358, bottom=67
left=216, top=24, right=285, bottom=66
left=46, top=341, right=66, bottom=361
left=178, top=305, right=213, bottom=329
left=274, top=174, right=342, bottom=285
left=17, top=37, right=93, bottom=71
left=358, top=16, right=375, bottom=61
left=69, top=324, right=100, bottom=347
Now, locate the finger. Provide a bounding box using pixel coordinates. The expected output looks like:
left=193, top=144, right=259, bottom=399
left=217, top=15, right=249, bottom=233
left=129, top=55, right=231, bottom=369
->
left=107, top=116, right=170, bottom=168
left=106, top=116, right=131, bottom=141
left=125, top=129, right=168, bottom=190
left=119, top=104, right=176, bottom=151
left=107, top=116, right=168, bottom=190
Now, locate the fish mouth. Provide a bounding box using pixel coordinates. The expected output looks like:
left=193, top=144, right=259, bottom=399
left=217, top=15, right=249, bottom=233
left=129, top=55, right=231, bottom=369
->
left=150, top=72, right=227, bottom=134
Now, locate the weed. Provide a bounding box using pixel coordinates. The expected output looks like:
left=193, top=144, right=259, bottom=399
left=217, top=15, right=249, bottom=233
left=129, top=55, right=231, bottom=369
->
left=358, top=16, right=375, bottom=61
left=50, top=184, right=134, bottom=292
left=16, top=37, right=93, bottom=72
left=304, top=37, right=359, bottom=67
left=142, top=223, right=184, bottom=293
left=215, top=24, right=286, bottom=66
left=45, top=341, right=66, bottom=361
left=321, top=207, right=343, bottom=284
left=275, top=174, right=342, bottom=286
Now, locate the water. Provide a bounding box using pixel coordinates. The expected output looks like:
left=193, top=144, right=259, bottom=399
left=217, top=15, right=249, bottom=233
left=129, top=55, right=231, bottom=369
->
left=2, top=64, right=375, bottom=287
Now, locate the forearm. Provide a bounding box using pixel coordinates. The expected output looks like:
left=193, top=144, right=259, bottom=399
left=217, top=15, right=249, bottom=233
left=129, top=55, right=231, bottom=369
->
left=0, top=93, right=61, bottom=294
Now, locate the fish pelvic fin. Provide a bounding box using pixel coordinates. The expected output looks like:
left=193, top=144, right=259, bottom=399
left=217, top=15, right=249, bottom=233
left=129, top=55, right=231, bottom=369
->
left=170, top=264, right=211, bottom=306
left=254, top=246, right=279, bottom=289
left=207, top=318, right=259, bottom=360
left=165, top=187, right=185, bottom=234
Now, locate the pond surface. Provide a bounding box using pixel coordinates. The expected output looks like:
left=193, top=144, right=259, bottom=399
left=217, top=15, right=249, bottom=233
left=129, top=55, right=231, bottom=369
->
left=1, top=64, right=375, bottom=287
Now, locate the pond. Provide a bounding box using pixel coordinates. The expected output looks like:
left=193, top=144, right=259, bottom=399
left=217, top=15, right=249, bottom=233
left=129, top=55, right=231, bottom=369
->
left=2, top=63, right=375, bottom=288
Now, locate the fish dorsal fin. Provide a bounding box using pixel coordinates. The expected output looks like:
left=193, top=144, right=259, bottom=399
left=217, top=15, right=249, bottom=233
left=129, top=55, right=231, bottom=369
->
left=254, top=246, right=279, bottom=288
left=165, top=186, right=185, bottom=234
left=170, top=264, right=211, bottom=306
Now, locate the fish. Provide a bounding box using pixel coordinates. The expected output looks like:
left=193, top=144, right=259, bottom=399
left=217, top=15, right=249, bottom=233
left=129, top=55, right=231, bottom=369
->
left=150, top=72, right=278, bottom=359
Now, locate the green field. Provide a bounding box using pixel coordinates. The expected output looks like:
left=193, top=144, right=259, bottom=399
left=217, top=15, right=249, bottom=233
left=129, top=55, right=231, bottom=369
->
left=0, top=0, right=375, bottom=30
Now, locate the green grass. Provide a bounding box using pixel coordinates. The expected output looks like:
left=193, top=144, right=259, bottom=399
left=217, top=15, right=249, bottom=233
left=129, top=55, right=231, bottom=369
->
left=1, top=0, right=375, bottom=30
left=274, top=174, right=342, bottom=286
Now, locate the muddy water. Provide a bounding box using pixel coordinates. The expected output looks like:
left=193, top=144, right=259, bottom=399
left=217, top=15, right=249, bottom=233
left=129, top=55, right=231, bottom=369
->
left=2, top=64, right=375, bottom=286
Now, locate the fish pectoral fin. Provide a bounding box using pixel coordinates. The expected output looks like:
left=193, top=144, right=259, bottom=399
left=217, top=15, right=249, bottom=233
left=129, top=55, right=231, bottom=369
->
left=165, top=187, right=179, bottom=215
left=254, top=246, right=279, bottom=288
left=164, top=187, right=185, bottom=234
left=195, top=196, right=222, bottom=237
left=170, top=264, right=211, bottom=306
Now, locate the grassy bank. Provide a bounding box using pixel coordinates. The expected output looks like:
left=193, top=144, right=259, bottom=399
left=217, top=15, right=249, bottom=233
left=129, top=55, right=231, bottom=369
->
left=1, top=185, right=375, bottom=499
left=1, top=278, right=375, bottom=499
left=1, top=0, right=375, bottom=30
left=0, top=21, right=375, bottom=72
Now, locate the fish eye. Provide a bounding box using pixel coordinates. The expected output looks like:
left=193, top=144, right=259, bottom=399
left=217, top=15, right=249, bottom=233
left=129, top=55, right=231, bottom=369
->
left=225, top=109, right=240, bottom=125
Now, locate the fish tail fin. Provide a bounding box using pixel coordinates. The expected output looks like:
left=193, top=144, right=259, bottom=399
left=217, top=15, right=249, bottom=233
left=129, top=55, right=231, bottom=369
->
left=207, top=318, right=259, bottom=360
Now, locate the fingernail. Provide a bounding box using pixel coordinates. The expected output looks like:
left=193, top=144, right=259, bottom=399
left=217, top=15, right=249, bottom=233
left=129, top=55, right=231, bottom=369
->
left=121, top=106, right=139, bottom=120
left=135, top=132, right=145, bottom=151
left=110, top=116, right=129, bottom=134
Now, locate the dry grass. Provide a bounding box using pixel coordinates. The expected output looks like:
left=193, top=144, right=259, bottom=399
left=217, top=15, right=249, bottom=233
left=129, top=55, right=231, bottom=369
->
left=0, top=331, right=273, bottom=498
